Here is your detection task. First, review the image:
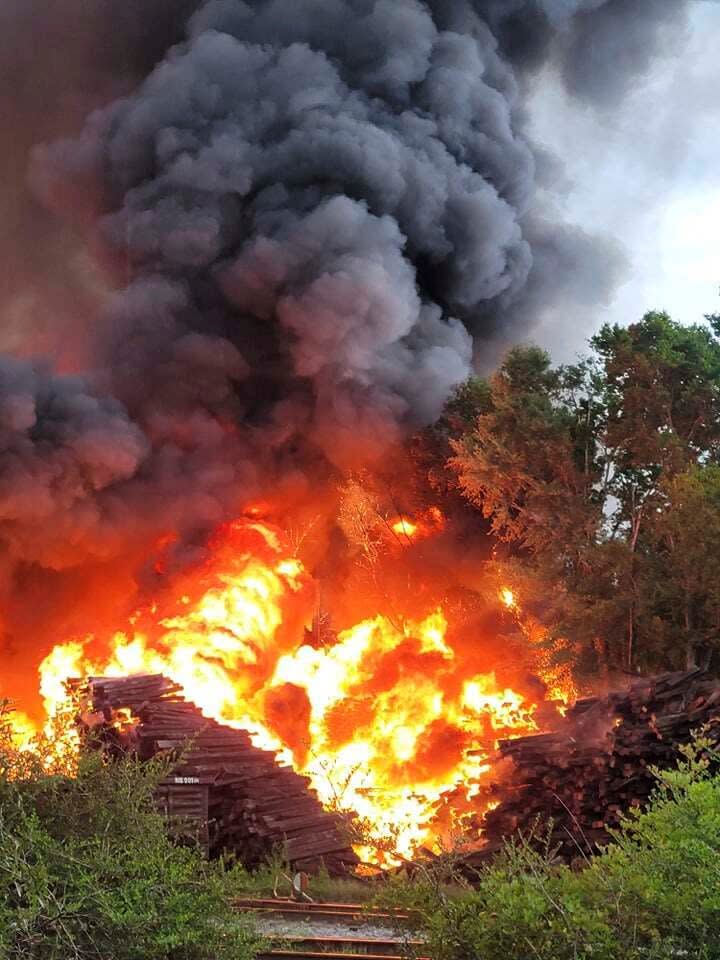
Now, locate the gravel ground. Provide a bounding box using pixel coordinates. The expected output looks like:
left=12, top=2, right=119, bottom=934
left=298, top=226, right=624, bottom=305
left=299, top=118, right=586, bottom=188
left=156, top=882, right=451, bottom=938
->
left=256, top=914, right=419, bottom=942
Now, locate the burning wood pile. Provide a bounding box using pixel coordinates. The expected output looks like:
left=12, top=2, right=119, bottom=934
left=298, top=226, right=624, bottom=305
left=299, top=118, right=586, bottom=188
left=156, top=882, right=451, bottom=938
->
left=474, top=668, right=720, bottom=865
left=73, top=674, right=358, bottom=875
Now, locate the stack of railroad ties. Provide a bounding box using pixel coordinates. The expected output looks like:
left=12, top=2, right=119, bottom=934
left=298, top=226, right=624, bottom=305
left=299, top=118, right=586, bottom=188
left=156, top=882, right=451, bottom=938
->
left=70, top=674, right=358, bottom=875
left=470, top=667, right=720, bottom=867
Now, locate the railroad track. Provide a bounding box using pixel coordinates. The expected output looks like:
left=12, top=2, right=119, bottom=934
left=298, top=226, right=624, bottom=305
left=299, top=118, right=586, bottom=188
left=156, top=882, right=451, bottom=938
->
left=233, top=897, right=413, bottom=922
left=234, top=898, right=430, bottom=960
left=256, top=939, right=430, bottom=960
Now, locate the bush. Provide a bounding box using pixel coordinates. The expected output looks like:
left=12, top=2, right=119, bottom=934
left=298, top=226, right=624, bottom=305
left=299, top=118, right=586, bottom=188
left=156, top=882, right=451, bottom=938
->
left=0, top=704, right=261, bottom=960
left=394, top=739, right=720, bottom=960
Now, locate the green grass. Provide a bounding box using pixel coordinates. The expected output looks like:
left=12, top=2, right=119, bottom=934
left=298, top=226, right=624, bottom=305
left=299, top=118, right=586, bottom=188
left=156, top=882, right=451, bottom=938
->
left=228, top=851, right=380, bottom=904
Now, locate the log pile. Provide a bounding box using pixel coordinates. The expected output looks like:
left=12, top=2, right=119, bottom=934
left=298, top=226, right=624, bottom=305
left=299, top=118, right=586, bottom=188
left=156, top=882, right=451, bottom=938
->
left=72, top=674, right=358, bottom=875
left=474, top=668, right=720, bottom=864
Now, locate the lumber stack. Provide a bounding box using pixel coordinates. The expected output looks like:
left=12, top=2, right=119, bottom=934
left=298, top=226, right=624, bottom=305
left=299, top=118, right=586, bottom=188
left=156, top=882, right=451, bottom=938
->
left=72, top=674, right=358, bottom=875
left=474, top=668, right=720, bottom=864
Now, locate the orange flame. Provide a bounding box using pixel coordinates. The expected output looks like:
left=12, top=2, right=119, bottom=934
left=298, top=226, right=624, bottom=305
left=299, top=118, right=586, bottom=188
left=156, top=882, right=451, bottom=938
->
left=6, top=710, right=36, bottom=752
left=388, top=508, right=445, bottom=545
left=391, top=517, right=418, bottom=538
left=500, top=587, right=515, bottom=609
left=13, top=518, right=566, bottom=863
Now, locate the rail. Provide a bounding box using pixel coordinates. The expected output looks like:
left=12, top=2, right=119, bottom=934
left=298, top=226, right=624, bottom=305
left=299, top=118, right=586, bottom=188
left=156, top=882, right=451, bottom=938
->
left=235, top=897, right=430, bottom=960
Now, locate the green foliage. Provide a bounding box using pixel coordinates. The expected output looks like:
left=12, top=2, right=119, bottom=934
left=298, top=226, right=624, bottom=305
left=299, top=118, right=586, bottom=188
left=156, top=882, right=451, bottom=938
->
left=439, top=376, right=492, bottom=435
left=592, top=312, right=720, bottom=480
left=408, top=375, right=493, bottom=507
left=392, top=741, right=720, bottom=960
left=228, top=849, right=379, bottom=904
left=448, top=312, right=720, bottom=676
left=641, top=465, right=720, bottom=669
left=451, top=346, right=601, bottom=558
left=0, top=707, right=261, bottom=960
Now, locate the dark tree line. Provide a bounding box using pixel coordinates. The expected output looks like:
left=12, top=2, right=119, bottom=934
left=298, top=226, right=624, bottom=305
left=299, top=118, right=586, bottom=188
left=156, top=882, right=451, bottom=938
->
left=443, top=311, right=720, bottom=678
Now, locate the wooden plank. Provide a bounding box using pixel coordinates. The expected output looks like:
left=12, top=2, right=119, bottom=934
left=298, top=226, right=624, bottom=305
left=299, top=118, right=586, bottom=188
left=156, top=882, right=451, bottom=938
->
left=73, top=672, right=357, bottom=872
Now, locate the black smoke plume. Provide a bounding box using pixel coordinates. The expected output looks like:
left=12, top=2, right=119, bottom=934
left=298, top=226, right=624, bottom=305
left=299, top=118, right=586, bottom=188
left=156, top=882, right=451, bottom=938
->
left=0, top=0, right=690, bottom=584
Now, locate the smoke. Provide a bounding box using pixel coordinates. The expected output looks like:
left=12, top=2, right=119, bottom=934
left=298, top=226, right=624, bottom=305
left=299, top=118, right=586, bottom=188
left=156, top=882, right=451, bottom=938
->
left=0, top=357, right=147, bottom=566
left=0, top=0, right=692, bottom=584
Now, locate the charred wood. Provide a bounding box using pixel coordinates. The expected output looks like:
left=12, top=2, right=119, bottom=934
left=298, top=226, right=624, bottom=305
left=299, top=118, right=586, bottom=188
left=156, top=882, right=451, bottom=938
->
left=72, top=674, right=358, bottom=874
left=472, top=669, right=720, bottom=868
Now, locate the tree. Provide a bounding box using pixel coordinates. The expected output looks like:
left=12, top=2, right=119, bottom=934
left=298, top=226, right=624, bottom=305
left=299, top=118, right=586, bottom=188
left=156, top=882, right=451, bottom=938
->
left=591, top=314, right=720, bottom=666
left=448, top=313, right=720, bottom=676
left=643, top=466, right=720, bottom=669
left=449, top=346, right=623, bottom=677
left=593, top=312, right=720, bottom=487
left=450, top=346, right=602, bottom=561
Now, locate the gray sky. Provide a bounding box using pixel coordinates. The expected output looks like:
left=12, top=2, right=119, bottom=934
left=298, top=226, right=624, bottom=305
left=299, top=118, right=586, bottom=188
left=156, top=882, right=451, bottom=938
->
left=528, top=0, right=720, bottom=359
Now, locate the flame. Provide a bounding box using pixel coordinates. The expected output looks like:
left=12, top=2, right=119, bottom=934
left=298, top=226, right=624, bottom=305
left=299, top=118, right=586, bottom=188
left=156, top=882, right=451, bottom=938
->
left=498, top=585, right=578, bottom=707
left=391, top=517, right=418, bottom=538
left=500, top=587, right=515, bottom=609
left=14, top=518, right=569, bottom=863
left=388, top=508, right=445, bottom=545
left=7, top=710, right=37, bottom=751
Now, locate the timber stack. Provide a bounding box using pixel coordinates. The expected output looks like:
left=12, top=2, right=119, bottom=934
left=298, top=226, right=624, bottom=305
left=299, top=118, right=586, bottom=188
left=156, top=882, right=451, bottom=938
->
left=474, top=668, right=720, bottom=865
left=71, top=674, right=358, bottom=875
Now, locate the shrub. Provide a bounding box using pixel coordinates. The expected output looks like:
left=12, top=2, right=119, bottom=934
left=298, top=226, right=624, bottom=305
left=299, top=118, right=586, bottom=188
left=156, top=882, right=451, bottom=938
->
left=0, top=703, right=261, bottom=960
left=396, top=739, right=720, bottom=960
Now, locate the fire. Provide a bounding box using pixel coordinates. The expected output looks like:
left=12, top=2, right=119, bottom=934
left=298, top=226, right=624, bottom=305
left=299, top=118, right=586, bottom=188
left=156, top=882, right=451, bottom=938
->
left=388, top=508, right=445, bottom=544
left=391, top=516, right=418, bottom=538
left=13, top=518, right=563, bottom=864
left=497, top=583, right=578, bottom=707
left=6, top=710, right=36, bottom=751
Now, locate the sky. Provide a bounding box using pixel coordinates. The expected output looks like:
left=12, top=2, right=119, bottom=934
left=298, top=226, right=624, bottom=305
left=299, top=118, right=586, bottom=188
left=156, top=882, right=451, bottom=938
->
left=528, top=0, right=720, bottom=360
